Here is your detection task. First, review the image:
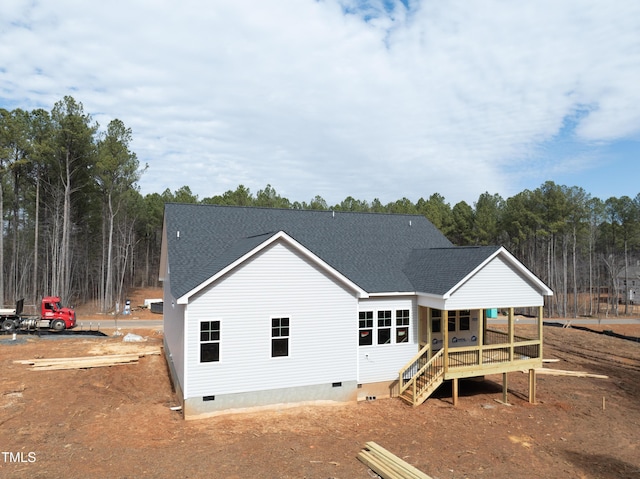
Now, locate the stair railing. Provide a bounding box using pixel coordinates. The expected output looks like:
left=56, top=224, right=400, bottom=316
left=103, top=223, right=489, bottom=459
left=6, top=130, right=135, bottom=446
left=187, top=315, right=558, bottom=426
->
left=398, top=347, right=445, bottom=405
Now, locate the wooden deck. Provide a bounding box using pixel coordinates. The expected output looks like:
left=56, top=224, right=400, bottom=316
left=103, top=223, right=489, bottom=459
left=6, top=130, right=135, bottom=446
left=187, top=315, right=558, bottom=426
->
left=445, top=329, right=541, bottom=378
left=399, top=306, right=544, bottom=406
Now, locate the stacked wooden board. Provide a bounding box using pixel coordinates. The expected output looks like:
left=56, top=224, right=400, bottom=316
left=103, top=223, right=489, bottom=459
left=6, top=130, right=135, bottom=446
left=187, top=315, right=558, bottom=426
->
left=531, top=367, right=608, bottom=379
left=15, top=350, right=161, bottom=371
left=357, top=441, right=432, bottom=479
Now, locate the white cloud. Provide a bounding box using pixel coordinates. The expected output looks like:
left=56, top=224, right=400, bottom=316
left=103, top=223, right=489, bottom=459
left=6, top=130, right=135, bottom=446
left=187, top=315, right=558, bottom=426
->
left=1, top=0, right=639, bottom=205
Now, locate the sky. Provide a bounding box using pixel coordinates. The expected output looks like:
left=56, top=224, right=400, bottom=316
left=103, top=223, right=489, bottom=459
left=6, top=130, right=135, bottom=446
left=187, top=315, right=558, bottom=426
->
left=1, top=0, right=639, bottom=206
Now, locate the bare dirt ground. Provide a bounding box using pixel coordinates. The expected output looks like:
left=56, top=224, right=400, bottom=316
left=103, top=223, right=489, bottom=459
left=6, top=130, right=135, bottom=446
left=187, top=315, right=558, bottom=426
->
left=72, top=288, right=163, bottom=321
left=1, top=289, right=639, bottom=478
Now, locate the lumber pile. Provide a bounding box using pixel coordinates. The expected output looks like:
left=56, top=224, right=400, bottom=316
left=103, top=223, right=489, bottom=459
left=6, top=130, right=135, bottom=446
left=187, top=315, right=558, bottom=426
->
left=357, top=441, right=432, bottom=479
left=531, top=367, right=608, bottom=379
left=15, top=350, right=160, bottom=371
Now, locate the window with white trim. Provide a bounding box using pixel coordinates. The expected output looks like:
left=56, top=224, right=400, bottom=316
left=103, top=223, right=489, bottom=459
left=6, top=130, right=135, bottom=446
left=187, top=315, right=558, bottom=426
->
left=271, top=317, right=289, bottom=357
left=396, top=309, right=410, bottom=343
left=200, top=320, right=220, bottom=363
left=377, top=310, right=392, bottom=344
left=359, top=308, right=411, bottom=346
left=359, top=311, right=373, bottom=346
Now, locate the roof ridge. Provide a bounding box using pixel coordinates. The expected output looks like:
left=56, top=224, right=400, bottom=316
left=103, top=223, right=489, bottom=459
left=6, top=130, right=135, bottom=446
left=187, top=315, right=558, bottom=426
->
left=245, top=231, right=278, bottom=239
left=167, top=202, right=430, bottom=219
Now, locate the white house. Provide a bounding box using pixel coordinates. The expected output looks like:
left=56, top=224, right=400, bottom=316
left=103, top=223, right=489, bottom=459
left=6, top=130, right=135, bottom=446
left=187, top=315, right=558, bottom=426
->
left=160, top=204, right=553, bottom=419
left=617, top=265, right=640, bottom=304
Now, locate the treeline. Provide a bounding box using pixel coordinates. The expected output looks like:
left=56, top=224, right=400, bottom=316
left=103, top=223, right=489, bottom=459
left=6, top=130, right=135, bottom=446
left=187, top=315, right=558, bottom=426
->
left=172, top=182, right=640, bottom=318
left=0, top=97, right=151, bottom=311
left=2, top=98, right=639, bottom=317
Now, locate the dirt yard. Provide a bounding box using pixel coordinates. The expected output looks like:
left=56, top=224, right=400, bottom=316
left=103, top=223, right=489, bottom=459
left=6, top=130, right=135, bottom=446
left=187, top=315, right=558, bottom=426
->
left=1, top=289, right=639, bottom=478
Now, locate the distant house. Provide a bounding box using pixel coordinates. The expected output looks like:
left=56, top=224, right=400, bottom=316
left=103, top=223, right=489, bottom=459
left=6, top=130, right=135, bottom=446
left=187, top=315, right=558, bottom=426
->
left=616, top=265, right=640, bottom=304
left=160, top=204, right=553, bottom=419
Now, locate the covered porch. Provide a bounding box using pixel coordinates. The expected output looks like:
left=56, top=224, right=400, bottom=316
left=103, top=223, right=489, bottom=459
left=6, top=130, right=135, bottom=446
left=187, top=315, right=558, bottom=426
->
left=398, top=305, right=544, bottom=407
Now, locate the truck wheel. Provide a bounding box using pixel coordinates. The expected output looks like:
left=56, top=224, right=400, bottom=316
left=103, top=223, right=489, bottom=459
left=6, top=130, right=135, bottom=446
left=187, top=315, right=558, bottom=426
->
left=1, top=320, right=16, bottom=333
left=51, top=319, right=66, bottom=332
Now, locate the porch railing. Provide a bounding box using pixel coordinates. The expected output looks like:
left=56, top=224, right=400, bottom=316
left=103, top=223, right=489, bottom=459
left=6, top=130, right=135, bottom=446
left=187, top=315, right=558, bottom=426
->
left=446, top=329, right=541, bottom=371
left=484, top=328, right=534, bottom=345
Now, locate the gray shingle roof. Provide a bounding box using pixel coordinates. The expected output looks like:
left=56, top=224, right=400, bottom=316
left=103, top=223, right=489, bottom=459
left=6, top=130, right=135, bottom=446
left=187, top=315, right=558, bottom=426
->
left=403, top=246, right=502, bottom=295
left=163, top=204, right=489, bottom=299
left=617, top=265, right=640, bottom=280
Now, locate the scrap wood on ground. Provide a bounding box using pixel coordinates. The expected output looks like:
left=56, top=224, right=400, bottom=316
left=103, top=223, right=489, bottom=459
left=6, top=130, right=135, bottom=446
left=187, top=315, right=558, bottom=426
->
left=14, top=349, right=161, bottom=370
left=358, top=441, right=432, bottom=479
left=523, top=367, right=608, bottom=379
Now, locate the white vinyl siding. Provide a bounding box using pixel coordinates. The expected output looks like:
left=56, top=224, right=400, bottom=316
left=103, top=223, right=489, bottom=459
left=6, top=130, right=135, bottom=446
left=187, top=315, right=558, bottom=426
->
left=445, top=255, right=545, bottom=310
left=357, top=297, right=418, bottom=384
left=184, top=240, right=358, bottom=398
left=163, top=273, right=186, bottom=393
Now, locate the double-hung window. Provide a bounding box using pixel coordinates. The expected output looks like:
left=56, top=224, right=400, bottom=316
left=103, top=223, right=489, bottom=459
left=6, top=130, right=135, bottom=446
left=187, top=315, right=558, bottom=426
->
left=396, top=309, right=410, bottom=343
left=200, top=320, right=220, bottom=363
left=359, top=311, right=373, bottom=346
left=377, top=310, right=392, bottom=344
left=271, top=317, right=290, bottom=357
left=359, top=309, right=411, bottom=346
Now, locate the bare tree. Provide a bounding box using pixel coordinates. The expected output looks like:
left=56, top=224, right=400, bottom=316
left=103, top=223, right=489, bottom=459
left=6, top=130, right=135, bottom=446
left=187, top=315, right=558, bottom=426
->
left=95, top=119, right=144, bottom=312
left=49, top=97, right=97, bottom=304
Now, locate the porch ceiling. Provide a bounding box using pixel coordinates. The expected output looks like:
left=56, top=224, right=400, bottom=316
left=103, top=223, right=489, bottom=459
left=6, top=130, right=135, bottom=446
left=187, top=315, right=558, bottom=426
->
left=416, top=294, right=543, bottom=311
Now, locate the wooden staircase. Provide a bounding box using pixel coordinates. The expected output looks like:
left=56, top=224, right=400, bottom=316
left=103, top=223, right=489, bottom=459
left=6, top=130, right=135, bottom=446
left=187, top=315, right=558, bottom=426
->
left=398, top=347, right=445, bottom=406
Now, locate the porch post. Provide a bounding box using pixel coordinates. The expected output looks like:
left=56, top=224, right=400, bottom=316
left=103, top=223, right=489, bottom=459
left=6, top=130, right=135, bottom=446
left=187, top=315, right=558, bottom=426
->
left=502, top=372, right=509, bottom=404
left=538, top=305, right=544, bottom=360
left=528, top=369, right=536, bottom=404
left=478, top=309, right=485, bottom=365
left=426, top=307, right=432, bottom=358
left=529, top=305, right=543, bottom=404
left=452, top=378, right=459, bottom=406
left=483, top=310, right=488, bottom=344
left=442, top=310, right=449, bottom=371
left=508, top=307, right=515, bottom=361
